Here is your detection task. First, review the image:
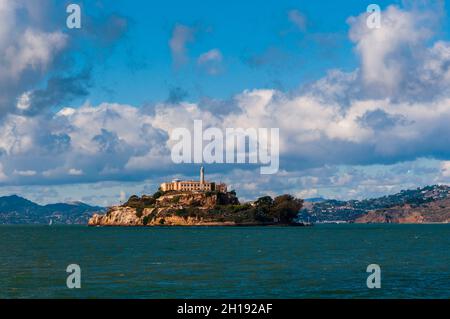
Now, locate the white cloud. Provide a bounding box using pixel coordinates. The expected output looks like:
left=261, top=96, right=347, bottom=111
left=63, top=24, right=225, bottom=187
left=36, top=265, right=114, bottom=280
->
left=5, top=29, right=67, bottom=79
left=68, top=168, right=83, bottom=176
left=296, top=188, right=318, bottom=199
left=288, top=9, right=307, bottom=31
left=0, top=0, right=68, bottom=116
left=13, top=170, right=37, bottom=176
left=441, top=161, right=450, bottom=177
left=198, top=49, right=222, bottom=64
left=0, top=102, right=170, bottom=184
left=16, top=91, right=31, bottom=110
left=347, top=5, right=438, bottom=98
left=169, top=24, right=195, bottom=67
left=57, top=107, right=76, bottom=117
left=0, top=0, right=129, bottom=117
left=197, top=49, right=223, bottom=75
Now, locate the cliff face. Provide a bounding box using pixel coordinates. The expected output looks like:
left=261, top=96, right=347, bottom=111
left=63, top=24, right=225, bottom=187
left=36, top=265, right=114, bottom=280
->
left=88, top=206, right=237, bottom=226
left=355, top=199, right=450, bottom=224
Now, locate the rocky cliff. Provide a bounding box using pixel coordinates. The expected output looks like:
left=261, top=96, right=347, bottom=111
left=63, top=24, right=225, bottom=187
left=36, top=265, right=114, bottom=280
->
left=88, top=206, right=240, bottom=226
left=355, top=198, right=450, bottom=224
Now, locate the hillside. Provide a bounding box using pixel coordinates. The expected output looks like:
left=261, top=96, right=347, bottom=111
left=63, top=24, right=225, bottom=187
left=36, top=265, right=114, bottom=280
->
left=89, top=191, right=304, bottom=226
left=300, top=185, right=450, bottom=223
left=0, top=195, right=104, bottom=224
left=355, top=198, right=450, bottom=223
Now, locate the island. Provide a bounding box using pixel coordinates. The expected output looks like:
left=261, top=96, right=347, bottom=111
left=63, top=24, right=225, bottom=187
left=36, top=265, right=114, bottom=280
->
left=88, top=167, right=304, bottom=226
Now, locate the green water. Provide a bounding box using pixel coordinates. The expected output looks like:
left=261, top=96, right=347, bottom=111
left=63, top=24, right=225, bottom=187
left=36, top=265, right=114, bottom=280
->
left=0, top=224, right=449, bottom=299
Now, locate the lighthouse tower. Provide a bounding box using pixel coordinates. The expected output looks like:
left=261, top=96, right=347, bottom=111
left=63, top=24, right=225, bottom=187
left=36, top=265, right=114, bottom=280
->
left=200, top=166, right=205, bottom=185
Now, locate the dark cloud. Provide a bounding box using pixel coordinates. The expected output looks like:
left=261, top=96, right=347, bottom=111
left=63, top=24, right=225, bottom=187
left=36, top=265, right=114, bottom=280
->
left=82, top=12, right=130, bottom=47
left=358, top=109, right=407, bottom=130
left=23, top=70, right=91, bottom=115
left=39, top=133, right=72, bottom=154
left=166, top=86, right=189, bottom=104
left=92, top=129, right=122, bottom=154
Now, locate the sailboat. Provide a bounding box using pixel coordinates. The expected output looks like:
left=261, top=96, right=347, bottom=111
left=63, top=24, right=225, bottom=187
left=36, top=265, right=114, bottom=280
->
left=48, top=219, right=53, bottom=226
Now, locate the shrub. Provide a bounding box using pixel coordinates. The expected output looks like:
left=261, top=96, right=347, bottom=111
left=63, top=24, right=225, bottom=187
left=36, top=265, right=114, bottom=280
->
left=153, top=189, right=164, bottom=199
left=123, top=195, right=140, bottom=207
left=141, top=195, right=156, bottom=207
left=174, top=208, right=188, bottom=216
left=171, top=195, right=181, bottom=203
left=136, top=207, right=144, bottom=218
left=255, top=196, right=273, bottom=207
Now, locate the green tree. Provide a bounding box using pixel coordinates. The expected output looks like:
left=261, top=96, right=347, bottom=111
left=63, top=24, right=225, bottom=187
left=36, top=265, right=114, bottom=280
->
left=255, top=196, right=273, bottom=207
left=153, top=188, right=164, bottom=199
left=271, top=195, right=304, bottom=223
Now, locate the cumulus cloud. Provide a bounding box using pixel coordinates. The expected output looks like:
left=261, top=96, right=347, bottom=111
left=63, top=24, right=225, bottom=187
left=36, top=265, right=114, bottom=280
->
left=0, top=102, right=170, bottom=185
left=0, top=0, right=129, bottom=118
left=0, top=1, right=68, bottom=116
left=1, top=4, right=450, bottom=203
left=347, top=5, right=446, bottom=100
left=4, top=29, right=67, bottom=79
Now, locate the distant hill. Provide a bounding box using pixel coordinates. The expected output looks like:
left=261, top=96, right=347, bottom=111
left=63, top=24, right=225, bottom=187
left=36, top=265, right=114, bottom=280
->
left=304, top=197, right=326, bottom=203
left=300, top=185, right=450, bottom=223
left=355, top=197, right=450, bottom=223
left=0, top=195, right=105, bottom=225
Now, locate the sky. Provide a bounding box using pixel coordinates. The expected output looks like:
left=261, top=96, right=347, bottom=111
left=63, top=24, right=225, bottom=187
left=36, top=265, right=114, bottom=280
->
left=1, top=0, right=450, bottom=206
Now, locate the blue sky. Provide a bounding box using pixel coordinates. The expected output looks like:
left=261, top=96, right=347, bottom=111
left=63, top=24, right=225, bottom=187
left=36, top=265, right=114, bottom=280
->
left=85, top=0, right=390, bottom=105
left=1, top=0, right=450, bottom=205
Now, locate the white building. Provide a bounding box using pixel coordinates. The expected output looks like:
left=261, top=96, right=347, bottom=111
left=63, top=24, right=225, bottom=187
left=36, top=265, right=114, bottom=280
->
left=160, top=166, right=227, bottom=193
